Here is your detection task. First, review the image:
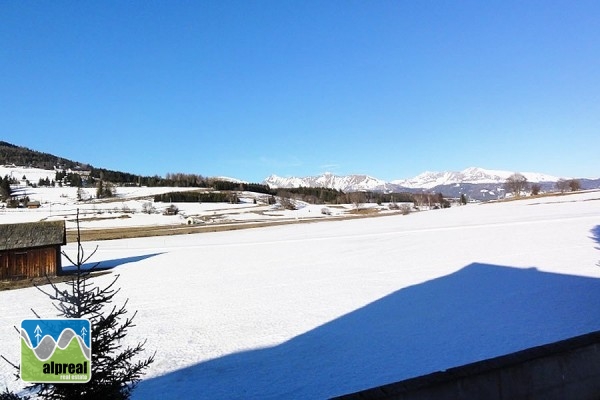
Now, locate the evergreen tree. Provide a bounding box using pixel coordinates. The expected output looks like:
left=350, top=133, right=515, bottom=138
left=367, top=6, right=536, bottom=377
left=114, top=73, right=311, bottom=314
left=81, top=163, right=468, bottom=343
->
left=96, top=179, right=104, bottom=199
left=0, top=387, right=30, bottom=400
left=95, top=180, right=114, bottom=199
left=3, top=211, right=154, bottom=399
left=0, top=176, right=13, bottom=201
left=77, top=187, right=85, bottom=201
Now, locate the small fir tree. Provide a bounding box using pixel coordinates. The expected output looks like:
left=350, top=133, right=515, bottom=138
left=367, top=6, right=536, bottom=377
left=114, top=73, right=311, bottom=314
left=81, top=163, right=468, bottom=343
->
left=0, top=175, right=13, bottom=201
left=3, top=211, right=154, bottom=399
left=0, top=387, right=30, bottom=400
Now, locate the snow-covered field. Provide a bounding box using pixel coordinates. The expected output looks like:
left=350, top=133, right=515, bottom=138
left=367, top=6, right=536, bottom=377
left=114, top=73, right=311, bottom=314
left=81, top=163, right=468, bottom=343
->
left=1, top=191, right=600, bottom=398
left=0, top=184, right=367, bottom=230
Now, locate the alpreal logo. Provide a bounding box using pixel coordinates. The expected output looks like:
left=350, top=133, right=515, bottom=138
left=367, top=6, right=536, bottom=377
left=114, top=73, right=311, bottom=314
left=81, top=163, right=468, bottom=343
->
left=21, top=319, right=91, bottom=383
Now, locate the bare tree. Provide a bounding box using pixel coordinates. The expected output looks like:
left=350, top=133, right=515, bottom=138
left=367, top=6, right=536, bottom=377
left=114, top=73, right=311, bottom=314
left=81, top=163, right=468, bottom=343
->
left=504, top=173, right=530, bottom=198
left=226, top=192, right=239, bottom=204
left=568, top=179, right=581, bottom=192
left=347, top=192, right=366, bottom=210
left=278, top=192, right=296, bottom=210
left=413, top=193, right=437, bottom=209
left=77, top=187, right=86, bottom=201
left=141, top=202, right=156, bottom=214
left=413, top=193, right=427, bottom=208
left=531, top=183, right=542, bottom=196
left=399, top=204, right=411, bottom=215
left=556, top=179, right=569, bottom=193
left=556, top=179, right=581, bottom=193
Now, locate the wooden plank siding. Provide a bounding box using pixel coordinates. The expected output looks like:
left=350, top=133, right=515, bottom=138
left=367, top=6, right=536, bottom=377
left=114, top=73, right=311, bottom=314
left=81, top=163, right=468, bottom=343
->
left=0, top=247, right=60, bottom=280
left=0, top=221, right=65, bottom=280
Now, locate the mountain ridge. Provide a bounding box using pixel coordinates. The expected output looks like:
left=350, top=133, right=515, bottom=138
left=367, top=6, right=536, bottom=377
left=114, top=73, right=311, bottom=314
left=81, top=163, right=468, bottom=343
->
left=2, top=141, right=597, bottom=200
left=390, top=167, right=561, bottom=189
left=265, top=167, right=564, bottom=191
left=263, top=168, right=600, bottom=201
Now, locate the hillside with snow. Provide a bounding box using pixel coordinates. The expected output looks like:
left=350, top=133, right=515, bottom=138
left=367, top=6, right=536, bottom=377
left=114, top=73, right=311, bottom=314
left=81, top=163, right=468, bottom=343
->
left=1, top=190, right=599, bottom=398
left=0, top=165, right=57, bottom=185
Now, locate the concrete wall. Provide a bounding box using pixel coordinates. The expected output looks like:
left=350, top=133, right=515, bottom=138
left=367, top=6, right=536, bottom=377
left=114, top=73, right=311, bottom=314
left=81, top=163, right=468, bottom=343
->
left=334, top=330, right=600, bottom=400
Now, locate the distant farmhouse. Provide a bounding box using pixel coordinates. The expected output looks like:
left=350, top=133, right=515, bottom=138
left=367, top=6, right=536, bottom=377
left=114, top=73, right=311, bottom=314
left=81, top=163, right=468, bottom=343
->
left=0, top=221, right=66, bottom=280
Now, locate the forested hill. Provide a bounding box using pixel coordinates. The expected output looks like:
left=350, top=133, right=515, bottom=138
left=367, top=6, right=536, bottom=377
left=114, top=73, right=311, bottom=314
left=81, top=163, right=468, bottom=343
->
left=0, top=141, right=207, bottom=187
left=0, top=141, right=82, bottom=170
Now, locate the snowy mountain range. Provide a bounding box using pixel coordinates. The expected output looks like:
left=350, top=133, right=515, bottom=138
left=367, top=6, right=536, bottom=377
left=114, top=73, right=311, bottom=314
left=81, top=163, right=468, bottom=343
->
left=264, top=167, right=560, bottom=191
left=264, top=173, right=392, bottom=192
left=263, top=167, right=599, bottom=200
left=391, top=167, right=561, bottom=189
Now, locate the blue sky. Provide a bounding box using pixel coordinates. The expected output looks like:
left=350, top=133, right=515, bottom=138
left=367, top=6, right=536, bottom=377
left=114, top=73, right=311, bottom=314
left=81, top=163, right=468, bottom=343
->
left=1, top=1, right=598, bottom=182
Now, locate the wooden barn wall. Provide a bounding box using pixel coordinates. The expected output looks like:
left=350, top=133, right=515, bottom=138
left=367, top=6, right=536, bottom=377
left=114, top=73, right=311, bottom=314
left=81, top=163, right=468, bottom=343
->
left=0, top=246, right=59, bottom=280
left=0, top=252, right=8, bottom=280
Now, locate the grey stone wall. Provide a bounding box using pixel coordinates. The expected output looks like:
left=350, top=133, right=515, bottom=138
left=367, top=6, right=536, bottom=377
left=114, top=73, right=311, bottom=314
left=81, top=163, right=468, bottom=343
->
left=334, top=330, right=600, bottom=400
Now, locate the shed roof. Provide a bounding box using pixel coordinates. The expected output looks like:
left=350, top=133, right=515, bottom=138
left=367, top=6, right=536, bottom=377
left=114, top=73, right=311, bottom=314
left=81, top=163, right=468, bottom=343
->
left=0, top=221, right=66, bottom=251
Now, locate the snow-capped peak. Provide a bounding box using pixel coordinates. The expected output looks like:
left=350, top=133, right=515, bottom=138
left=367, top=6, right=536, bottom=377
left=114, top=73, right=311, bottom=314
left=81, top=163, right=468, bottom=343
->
left=264, top=167, right=566, bottom=192
left=391, top=167, right=561, bottom=189
left=264, top=173, right=390, bottom=192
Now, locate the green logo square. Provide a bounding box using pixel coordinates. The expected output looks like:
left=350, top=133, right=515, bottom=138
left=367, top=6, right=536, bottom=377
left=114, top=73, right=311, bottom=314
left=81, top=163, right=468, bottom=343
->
left=20, top=319, right=91, bottom=383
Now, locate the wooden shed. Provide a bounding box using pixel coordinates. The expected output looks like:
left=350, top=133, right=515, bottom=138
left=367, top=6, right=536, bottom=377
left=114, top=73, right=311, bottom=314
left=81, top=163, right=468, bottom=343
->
left=0, top=221, right=66, bottom=280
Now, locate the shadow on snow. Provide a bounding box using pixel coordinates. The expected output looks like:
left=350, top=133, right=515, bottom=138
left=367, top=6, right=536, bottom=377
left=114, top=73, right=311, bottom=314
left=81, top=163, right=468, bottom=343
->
left=135, top=263, right=600, bottom=400
left=591, top=225, right=600, bottom=248
left=61, top=253, right=164, bottom=273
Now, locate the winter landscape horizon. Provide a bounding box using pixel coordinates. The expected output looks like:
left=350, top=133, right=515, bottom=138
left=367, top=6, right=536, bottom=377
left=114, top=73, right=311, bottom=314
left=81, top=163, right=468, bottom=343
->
left=1, top=139, right=598, bottom=194
left=1, top=182, right=599, bottom=398
left=1, top=147, right=600, bottom=397
left=2, top=1, right=600, bottom=397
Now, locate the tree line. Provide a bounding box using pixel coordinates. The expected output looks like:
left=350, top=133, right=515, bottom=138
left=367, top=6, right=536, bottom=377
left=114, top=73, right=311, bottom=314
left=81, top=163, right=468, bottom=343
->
left=0, top=141, right=80, bottom=170
left=154, top=191, right=233, bottom=203
left=278, top=186, right=344, bottom=203
left=211, top=180, right=274, bottom=194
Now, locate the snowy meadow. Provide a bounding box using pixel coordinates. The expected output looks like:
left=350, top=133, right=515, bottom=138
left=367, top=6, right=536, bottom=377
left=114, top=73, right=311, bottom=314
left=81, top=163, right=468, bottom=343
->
left=1, top=191, right=600, bottom=399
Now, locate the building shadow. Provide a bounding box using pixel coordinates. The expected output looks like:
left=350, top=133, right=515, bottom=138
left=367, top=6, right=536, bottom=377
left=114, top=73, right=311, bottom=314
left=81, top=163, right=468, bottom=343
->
left=135, top=263, right=600, bottom=400
left=61, top=253, right=164, bottom=273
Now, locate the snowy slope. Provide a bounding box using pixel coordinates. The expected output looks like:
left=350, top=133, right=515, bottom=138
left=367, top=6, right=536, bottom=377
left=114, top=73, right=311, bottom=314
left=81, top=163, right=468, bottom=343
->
left=0, top=165, right=57, bottom=184
left=1, top=191, right=599, bottom=398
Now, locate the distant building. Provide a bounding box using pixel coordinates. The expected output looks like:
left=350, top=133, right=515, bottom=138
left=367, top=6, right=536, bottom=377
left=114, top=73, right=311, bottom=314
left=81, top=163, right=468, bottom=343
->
left=27, top=200, right=41, bottom=209
left=0, top=221, right=66, bottom=280
left=67, top=167, right=91, bottom=177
